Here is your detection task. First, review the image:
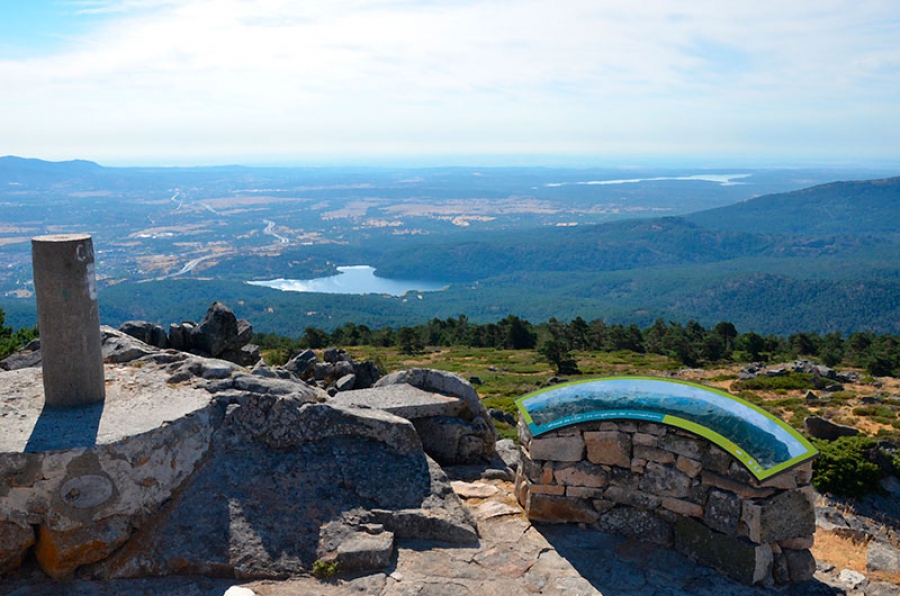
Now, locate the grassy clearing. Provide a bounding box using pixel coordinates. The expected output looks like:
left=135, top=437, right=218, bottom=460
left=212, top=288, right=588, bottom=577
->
left=330, top=345, right=900, bottom=440
left=811, top=530, right=868, bottom=574
left=343, top=345, right=680, bottom=414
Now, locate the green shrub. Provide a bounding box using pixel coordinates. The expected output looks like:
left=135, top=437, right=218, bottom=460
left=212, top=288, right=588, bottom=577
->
left=829, top=390, right=857, bottom=402
left=772, top=397, right=804, bottom=408
left=733, top=372, right=813, bottom=392
left=852, top=405, right=896, bottom=419
left=811, top=436, right=883, bottom=498
left=736, top=390, right=763, bottom=405
left=708, top=374, right=738, bottom=382
left=495, top=423, right=518, bottom=442
left=788, top=408, right=812, bottom=428
left=312, top=559, right=341, bottom=579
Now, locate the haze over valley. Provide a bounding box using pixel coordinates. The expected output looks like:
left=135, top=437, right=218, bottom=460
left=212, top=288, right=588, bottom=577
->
left=2, top=157, right=898, bottom=337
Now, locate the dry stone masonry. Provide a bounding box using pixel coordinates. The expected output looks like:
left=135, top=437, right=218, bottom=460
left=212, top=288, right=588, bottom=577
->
left=515, top=418, right=817, bottom=586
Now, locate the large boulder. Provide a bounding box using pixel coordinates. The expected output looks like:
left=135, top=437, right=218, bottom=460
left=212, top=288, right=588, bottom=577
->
left=88, top=399, right=476, bottom=580
left=374, top=369, right=497, bottom=464
left=803, top=416, right=859, bottom=440
left=189, top=302, right=249, bottom=357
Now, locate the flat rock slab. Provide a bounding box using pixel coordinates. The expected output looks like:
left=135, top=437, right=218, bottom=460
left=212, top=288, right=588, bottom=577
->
left=451, top=481, right=500, bottom=499
left=5, top=477, right=856, bottom=596
left=331, top=384, right=466, bottom=420
left=0, top=364, right=212, bottom=453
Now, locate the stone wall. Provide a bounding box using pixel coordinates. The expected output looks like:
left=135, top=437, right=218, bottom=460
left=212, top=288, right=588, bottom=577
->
left=515, top=419, right=816, bottom=586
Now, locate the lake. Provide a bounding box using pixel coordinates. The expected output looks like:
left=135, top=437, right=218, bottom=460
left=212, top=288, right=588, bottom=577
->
left=247, top=265, right=449, bottom=296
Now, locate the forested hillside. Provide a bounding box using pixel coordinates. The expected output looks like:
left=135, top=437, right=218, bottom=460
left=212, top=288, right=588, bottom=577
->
left=686, top=177, right=900, bottom=236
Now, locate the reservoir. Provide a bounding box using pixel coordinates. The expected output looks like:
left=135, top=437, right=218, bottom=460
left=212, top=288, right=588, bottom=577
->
left=247, top=265, right=448, bottom=296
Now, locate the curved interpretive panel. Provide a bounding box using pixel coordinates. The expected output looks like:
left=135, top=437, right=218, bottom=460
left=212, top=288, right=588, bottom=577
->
left=516, top=376, right=817, bottom=480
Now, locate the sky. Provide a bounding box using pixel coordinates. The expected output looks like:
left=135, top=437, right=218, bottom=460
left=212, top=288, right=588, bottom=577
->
left=0, top=0, right=898, bottom=167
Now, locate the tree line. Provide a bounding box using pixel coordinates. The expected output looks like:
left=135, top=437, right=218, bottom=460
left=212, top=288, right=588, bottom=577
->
left=0, top=308, right=38, bottom=360
left=254, top=314, right=900, bottom=377
left=2, top=305, right=896, bottom=377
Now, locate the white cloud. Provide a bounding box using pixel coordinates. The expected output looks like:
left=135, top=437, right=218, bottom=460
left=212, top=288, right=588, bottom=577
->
left=1, top=0, right=898, bottom=164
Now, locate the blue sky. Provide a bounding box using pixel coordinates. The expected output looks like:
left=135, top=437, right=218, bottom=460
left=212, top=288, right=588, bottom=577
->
left=0, top=0, right=898, bottom=166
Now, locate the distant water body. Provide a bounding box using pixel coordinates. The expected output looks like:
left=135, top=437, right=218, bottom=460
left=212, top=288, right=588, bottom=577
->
left=544, top=173, right=751, bottom=188
left=248, top=265, right=448, bottom=296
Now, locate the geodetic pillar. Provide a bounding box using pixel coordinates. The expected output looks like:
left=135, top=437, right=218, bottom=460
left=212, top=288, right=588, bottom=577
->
left=32, top=234, right=105, bottom=407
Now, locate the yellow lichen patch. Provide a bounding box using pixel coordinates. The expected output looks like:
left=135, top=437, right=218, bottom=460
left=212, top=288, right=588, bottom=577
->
left=35, top=525, right=125, bottom=580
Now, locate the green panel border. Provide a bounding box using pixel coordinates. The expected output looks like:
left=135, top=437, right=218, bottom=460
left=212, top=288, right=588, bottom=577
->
left=515, top=376, right=818, bottom=481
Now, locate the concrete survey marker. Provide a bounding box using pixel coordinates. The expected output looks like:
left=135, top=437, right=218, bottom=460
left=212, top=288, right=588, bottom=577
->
left=31, top=234, right=105, bottom=407
left=516, top=376, right=818, bottom=480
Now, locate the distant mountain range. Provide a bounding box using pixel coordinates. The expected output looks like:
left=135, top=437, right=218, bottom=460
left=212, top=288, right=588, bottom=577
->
left=1, top=158, right=898, bottom=336
left=358, top=175, right=900, bottom=335
left=372, top=177, right=900, bottom=281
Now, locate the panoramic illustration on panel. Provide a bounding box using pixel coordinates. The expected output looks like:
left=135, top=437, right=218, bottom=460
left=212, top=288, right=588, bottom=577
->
left=516, top=376, right=818, bottom=480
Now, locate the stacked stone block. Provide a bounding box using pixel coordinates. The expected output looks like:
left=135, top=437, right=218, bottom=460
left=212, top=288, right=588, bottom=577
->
left=515, top=419, right=816, bottom=586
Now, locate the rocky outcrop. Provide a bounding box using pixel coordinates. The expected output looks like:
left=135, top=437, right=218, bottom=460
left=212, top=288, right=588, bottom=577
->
left=117, top=321, right=170, bottom=350
left=370, top=369, right=498, bottom=465
left=119, top=302, right=260, bottom=367
left=0, top=339, right=41, bottom=371
left=739, top=359, right=861, bottom=385
left=0, top=328, right=477, bottom=581
left=281, top=347, right=381, bottom=394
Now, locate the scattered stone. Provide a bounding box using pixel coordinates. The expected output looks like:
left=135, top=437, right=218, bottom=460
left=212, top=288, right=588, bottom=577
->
left=867, top=541, right=900, bottom=574
left=488, top=408, right=516, bottom=426
left=472, top=500, right=519, bottom=520
left=334, top=373, right=357, bottom=392
left=865, top=581, right=900, bottom=596
left=495, top=438, right=521, bottom=471
left=451, top=481, right=500, bottom=499
left=804, top=416, right=860, bottom=440
left=283, top=349, right=317, bottom=377
left=838, top=568, right=867, bottom=589
left=318, top=521, right=395, bottom=574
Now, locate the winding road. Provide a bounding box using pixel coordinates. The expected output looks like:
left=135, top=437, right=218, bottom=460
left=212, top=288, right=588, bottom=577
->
left=263, top=219, right=290, bottom=244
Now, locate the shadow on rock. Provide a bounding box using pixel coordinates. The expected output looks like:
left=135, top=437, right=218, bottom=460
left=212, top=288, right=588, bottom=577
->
left=534, top=523, right=848, bottom=596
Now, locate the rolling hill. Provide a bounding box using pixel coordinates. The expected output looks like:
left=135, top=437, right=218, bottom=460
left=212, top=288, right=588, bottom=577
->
left=685, top=177, right=900, bottom=236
